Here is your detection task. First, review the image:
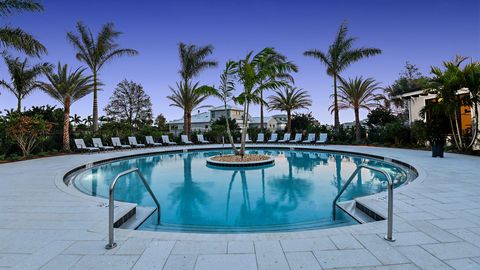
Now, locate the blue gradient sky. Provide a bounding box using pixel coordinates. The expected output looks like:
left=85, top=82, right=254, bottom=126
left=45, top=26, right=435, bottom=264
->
left=1, top=0, right=479, bottom=124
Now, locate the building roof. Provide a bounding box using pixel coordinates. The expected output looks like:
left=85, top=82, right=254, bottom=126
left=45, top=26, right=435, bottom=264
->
left=168, top=111, right=211, bottom=124
left=209, top=105, right=243, bottom=111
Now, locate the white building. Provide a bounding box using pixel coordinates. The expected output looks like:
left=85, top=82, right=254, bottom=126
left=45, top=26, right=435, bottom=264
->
left=167, top=105, right=287, bottom=135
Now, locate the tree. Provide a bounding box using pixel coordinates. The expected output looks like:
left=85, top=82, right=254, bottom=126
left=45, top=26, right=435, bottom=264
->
left=234, top=48, right=286, bottom=156
left=67, top=22, right=138, bottom=132
left=7, top=114, right=52, bottom=158
left=197, top=60, right=239, bottom=153
left=267, top=86, right=312, bottom=132
left=39, top=63, right=95, bottom=151
left=70, top=113, right=82, bottom=126
left=304, top=22, right=381, bottom=130
left=335, top=77, right=382, bottom=142
left=366, top=107, right=396, bottom=128
left=256, top=50, right=298, bottom=131
left=427, top=56, right=480, bottom=150
left=172, top=43, right=217, bottom=136
left=167, top=81, right=210, bottom=136
left=0, top=0, right=46, bottom=56
left=104, top=80, right=152, bottom=126
left=0, top=55, right=50, bottom=111
left=155, top=114, right=167, bottom=130
left=290, top=112, right=318, bottom=133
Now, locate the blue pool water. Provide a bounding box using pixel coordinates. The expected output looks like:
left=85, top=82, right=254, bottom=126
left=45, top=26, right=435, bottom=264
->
left=73, top=148, right=414, bottom=232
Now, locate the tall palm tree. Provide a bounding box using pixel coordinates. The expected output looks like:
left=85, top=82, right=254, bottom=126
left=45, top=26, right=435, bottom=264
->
left=304, top=22, right=381, bottom=130
left=235, top=48, right=286, bottom=156
left=39, top=63, right=95, bottom=151
left=167, top=81, right=210, bottom=136
left=267, top=86, right=312, bottom=132
left=67, top=22, right=138, bottom=132
left=0, top=0, right=46, bottom=56
left=0, top=55, right=50, bottom=111
left=174, top=43, right=217, bottom=136
left=70, top=113, right=82, bottom=127
left=256, top=50, right=298, bottom=131
left=334, top=77, right=382, bottom=142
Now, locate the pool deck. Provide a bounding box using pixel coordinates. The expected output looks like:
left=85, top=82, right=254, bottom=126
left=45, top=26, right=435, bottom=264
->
left=1, top=144, right=480, bottom=269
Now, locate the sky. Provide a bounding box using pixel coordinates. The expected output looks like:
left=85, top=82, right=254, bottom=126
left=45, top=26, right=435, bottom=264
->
left=0, top=0, right=479, bottom=124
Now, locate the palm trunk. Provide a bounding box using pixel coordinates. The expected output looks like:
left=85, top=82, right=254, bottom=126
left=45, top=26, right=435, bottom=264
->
left=467, top=102, right=479, bottom=149
left=92, top=70, right=99, bottom=132
left=333, top=74, right=340, bottom=131
left=17, top=97, right=21, bottom=112
left=63, top=100, right=71, bottom=151
left=449, top=117, right=461, bottom=151
left=287, top=110, right=292, bottom=133
left=240, top=101, right=249, bottom=157
left=354, top=107, right=361, bottom=143
left=224, top=102, right=238, bottom=154
left=260, top=90, right=264, bottom=132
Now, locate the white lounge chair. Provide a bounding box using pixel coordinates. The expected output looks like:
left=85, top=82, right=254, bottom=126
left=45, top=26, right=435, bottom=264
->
left=128, top=136, right=145, bottom=147
left=316, top=133, right=328, bottom=144
left=92, top=138, right=114, bottom=150
left=74, top=139, right=99, bottom=152
left=278, top=133, right=291, bottom=143
left=303, top=133, right=316, bottom=143
left=290, top=133, right=302, bottom=143
left=111, top=137, right=131, bottom=149
left=181, top=135, right=193, bottom=145
left=268, top=133, right=278, bottom=143
left=245, top=134, right=252, bottom=143
left=161, top=135, right=177, bottom=145
left=145, top=136, right=162, bottom=146
left=256, top=133, right=265, bottom=143
left=197, top=134, right=210, bottom=144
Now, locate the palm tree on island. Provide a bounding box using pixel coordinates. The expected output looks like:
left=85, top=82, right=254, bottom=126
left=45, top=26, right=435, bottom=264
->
left=268, top=86, right=312, bottom=133
left=304, top=22, right=381, bottom=130
left=39, top=63, right=95, bottom=151
left=67, top=22, right=138, bottom=132
left=334, top=76, right=382, bottom=142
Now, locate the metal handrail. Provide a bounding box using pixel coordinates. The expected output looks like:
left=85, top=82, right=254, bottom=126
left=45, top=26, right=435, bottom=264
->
left=105, top=168, right=161, bottom=249
left=332, top=164, right=395, bottom=242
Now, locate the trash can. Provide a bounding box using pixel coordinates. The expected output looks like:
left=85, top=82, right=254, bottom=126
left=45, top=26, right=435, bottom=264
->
left=431, top=136, right=445, bottom=158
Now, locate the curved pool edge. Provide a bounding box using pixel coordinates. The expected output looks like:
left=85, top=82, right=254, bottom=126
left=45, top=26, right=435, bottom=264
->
left=57, top=144, right=423, bottom=238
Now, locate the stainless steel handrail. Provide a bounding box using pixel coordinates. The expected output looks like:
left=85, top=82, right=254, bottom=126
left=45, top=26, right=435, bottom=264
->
left=105, top=168, right=161, bottom=249
left=332, top=164, right=395, bottom=242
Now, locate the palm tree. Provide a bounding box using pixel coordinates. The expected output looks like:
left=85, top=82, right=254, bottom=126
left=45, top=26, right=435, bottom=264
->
left=0, top=0, right=46, bottom=56
left=174, top=43, right=217, bottom=136
left=70, top=114, right=82, bottom=127
left=267, top=86, right=312, bottom=133
left=39, top=63, right=95, bottom=151
left=234, top=48, right=286, bottom=156
left=256, top=50, right=298, bottom=131
left=67, top=22, right=138, bottom=132
left=304, top=22, right=381, bottom=130
left=178, top=42, right=217, bottom=83
left=334, top=77, right=382, bottom=142
left=197, top=60, right=239, bottom=153
left=167, top=81, right=210, bottom=136
left=0, top=55, right=51, bottom=111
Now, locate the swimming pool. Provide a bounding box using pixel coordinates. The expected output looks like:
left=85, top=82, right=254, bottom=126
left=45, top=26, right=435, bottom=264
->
left=72, top=148, right=416, bottom=233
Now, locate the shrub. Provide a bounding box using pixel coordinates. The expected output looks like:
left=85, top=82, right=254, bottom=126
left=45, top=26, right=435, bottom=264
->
left=7, top=115, right=52, bottom=158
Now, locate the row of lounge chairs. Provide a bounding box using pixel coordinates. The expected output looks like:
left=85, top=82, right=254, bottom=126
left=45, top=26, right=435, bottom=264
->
left=73, top=132, right=328, bottom=153
left=245, top=132, right=328, bottom=144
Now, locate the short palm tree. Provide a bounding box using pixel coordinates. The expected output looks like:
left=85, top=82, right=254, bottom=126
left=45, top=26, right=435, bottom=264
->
left=268, top=86, right=312, bottom=132
left=304, top=22, right=381, bottom=130
left=39, top=63, right=95, bottom=151
left=167, top=81, right=211, bottom=136
left=0, top=0, right=46, bottom=56
left=67, top=22, right=138, bottom=132
left=334, top=77, right=382, bottom=142
left=174, top=43, right=217, bottom=136
left=0, top=55, right=51, bottom=111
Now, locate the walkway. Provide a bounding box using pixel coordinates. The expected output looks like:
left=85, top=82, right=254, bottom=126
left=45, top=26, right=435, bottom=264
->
left=1, top=145, right=480, bottom=269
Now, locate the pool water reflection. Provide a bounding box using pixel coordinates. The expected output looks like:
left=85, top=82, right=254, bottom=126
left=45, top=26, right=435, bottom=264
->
left=73, top=149, right=413, bottom=232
